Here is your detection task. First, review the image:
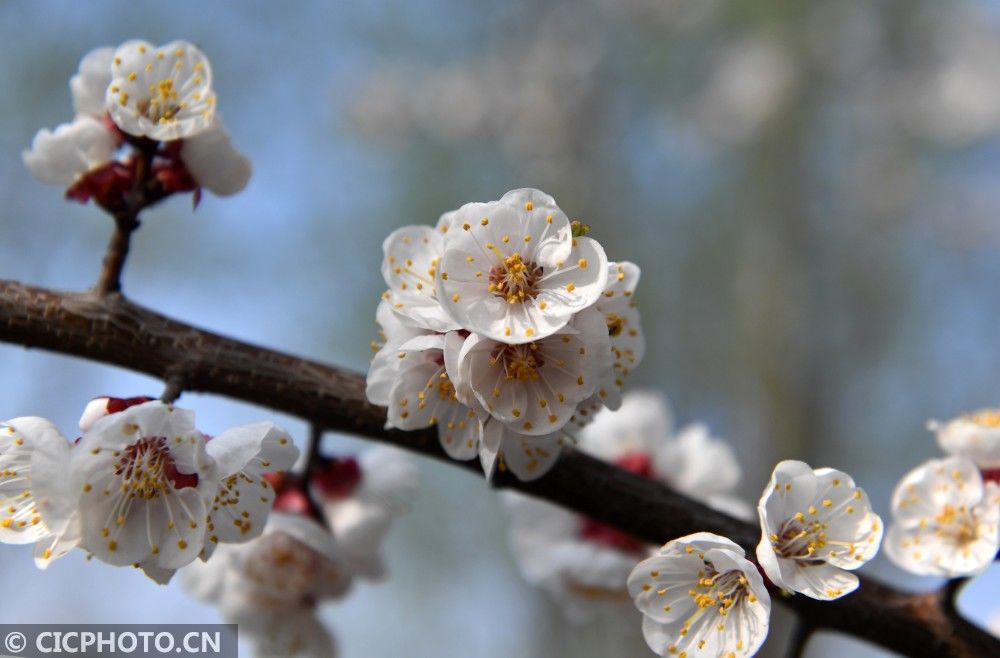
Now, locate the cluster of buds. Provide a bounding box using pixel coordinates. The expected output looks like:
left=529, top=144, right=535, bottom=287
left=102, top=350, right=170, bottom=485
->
left=23, top=40, right=250, bottom=212
left=366, top=188, right=645, bottom=480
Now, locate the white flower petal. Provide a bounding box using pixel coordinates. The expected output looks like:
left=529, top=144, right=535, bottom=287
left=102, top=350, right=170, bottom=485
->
left=22, top=116, right=116, bottom=187
left=380, top=224, right=460, bottom=332
left=579, top=390, right=673, bottom=460
left=207, top=422, right=298, bottom=478
left=592, top=261, right=645, bottom=402
left=0, top=418, right=72, bottom=547
left=356, top=447, right=419, bottom=515
left=71, top=46, right=114, bottom=116
left=885, top=457, right=999, bottom=577
left=483, top=420, right=562, bottom=481
left=179, top=118, right=251, bottom=195
left=656, top=423, right=742, bottom=497
left=325, top=498, right=390, bottom=579
left=246, top=610, right=337, bottom=658
left=931, top=410, right=1000, bottom=468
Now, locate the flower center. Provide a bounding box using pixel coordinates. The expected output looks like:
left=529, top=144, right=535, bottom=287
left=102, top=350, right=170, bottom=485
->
left=770, top=514, right=829, bottom=561
left=136, top=79, right=183, bottom=124
left=488, top=252, right=542, bottom=304
left=966, top=409, right=1000, bottom=428
left=689, top=565, right=751, bottom=614
left=491, top=343, right=544, bottom=382
left=113, top=436, right=198, bottom=500
left=934, top=504, right=979, bottom=546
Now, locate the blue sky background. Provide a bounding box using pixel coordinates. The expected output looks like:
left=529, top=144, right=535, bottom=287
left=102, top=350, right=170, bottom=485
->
left=1, top=1, right=999, bottom=656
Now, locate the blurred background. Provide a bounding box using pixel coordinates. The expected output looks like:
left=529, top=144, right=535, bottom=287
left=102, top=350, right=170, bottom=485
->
left=1, top=1, right=999, bottom=656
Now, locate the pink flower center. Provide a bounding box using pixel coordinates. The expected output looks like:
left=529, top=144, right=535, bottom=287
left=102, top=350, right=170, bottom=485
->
left=311, top=457, right=362, bottom=499
left=114, top=436, right=198, bottom=499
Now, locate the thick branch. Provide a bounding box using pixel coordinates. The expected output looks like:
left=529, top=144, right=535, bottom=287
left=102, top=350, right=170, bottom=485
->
left=0, top=279, right=995, bottom=657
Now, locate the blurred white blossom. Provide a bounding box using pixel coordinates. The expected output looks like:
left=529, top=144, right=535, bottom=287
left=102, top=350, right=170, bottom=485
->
left=885, top=456, right=1000, bottom=577
left=929, top=409, right=1000, bottom=469
left=22, top=116, right=116, bottom=187
left=502, top=392, right=750, bottom=623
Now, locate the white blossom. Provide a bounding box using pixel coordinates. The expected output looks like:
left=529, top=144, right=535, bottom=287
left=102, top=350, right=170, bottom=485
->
left=373, top=324, right=482, bottom=461
left=581, top=391, right=751, bottom=518
left=71, top=400, right=297, bottom=574
left=22, top=116, right=116, bottom=187
left=756, top=460, right=882, bottom=600
left=885, top=456, right=1000, bottom=577
left=455, top=306, right=610, bottom=436
left=179, top=118, right=251, bottom=196
left=71, top=46, right=114, bottom=117
left=0, top=418, right=80, bottom=567
left=628, top=532, right=771, bottom=658
left=435, top=188, right=608, bottom=344
left=71, top=401, right=218, bottom=569
left=929, top=409, right=1000, bottom=469
left=502, top=391, right=752, bottom=622
left=380, top=223, right=461, bottom=332
left=238, top=610, right=337, bottom=658
left=183, top=512, right=349, bottom=658
left=201, top=421, right=300, bottom=559
left=503, top=493, right=640, bottom=623
left=106, top=40, right=215, bottom=140
left=319, top=447, right=418, bottom=578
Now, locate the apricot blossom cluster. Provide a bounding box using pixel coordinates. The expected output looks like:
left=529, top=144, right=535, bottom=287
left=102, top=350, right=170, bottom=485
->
left=366, top=188, right=645, bottom=480
left=23, top=40, right=249, bottom=210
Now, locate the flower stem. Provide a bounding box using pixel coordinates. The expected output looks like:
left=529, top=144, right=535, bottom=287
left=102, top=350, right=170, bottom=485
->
left=93, top=141, right=156, bottom=296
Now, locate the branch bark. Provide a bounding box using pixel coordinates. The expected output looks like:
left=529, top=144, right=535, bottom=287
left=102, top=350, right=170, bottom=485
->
left=0, top=279, right=996, bottom=658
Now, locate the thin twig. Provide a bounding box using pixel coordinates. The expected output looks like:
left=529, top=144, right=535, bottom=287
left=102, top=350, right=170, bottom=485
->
left=93, top=143, right=155, bottom=296
left=93, top=213, right=138, bottom=296
left=160, top=375, right=185, bottom=404
left=302, top=423, right=328, bottom=522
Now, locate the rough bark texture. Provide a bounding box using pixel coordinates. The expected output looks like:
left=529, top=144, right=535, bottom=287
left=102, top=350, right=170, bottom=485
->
left=0, top=279, right=996, bottom=658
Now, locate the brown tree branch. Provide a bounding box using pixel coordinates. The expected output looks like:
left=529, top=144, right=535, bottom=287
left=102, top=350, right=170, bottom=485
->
left=0, top=279, right=996, bottom=657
